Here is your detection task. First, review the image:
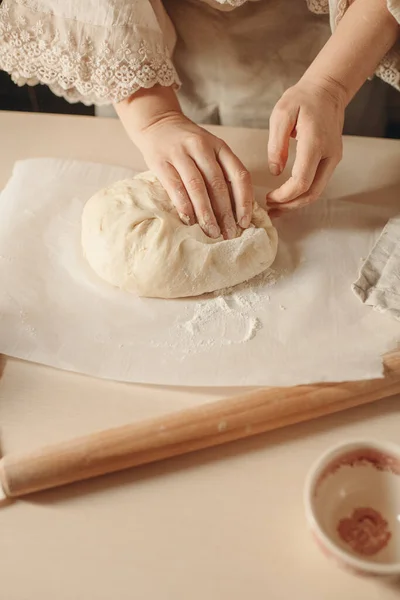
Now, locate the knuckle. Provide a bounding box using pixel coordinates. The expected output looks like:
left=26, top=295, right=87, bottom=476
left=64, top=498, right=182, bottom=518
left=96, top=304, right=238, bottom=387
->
left=219, top=208, right=235, bottom=222
left=310, top=134, right=324, bottom=148
left=164, top=178, right=187, bottom=202
left=312, top=142, right=324, bottom=156
left=209, top=176, right=228, bottom=194
left=150, top=156, right=168, bottom=172
left=186, top=134, right=208, bottom=152
left=272, top=97, right=287, bottom=112
left=214, top=137, right=226, bottom=148
left=237, top=192, right=253, bottom=213
left=272, top=99, right=290, bottom=119
left=293, top=176, right=310, bottom=195
left=241, top=197, right=253, bottom=212
left=216, top=138, right=228, bottom=151
left=234, top=168, right=251, bottom=185
left=169, top=179, right=186, bottom=197
left=186, top=176, right=205, bottom=193
left=335, top=148, right=343, bottom=163
left=169, top=143, right=185, bottom=158
left=281, top=86, right=295, bottom=100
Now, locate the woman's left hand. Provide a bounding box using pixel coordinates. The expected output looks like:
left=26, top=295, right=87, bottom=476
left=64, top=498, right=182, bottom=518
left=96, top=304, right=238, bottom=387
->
left=267, top=77, right=346, bottom=217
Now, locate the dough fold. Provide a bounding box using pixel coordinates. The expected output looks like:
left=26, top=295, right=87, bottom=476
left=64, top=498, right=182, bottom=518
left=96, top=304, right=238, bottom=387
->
left=82, top=172, right=278, bottom=299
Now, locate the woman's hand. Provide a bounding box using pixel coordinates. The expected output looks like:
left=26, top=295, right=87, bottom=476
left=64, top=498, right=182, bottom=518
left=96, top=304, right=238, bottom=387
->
left=135, top=113, right=254, bottom=239
left=267, top=77, right=346, bottom=217
left=268, top=0, right=399, bottom=218
left=116, top=86, right=253, bottom=239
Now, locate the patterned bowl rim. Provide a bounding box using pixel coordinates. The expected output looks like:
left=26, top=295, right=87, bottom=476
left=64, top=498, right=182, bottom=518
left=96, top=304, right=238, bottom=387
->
left=304, top=439, right=400, bottom=576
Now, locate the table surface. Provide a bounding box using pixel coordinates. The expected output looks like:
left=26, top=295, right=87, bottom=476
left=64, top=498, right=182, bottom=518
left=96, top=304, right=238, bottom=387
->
left=1, top=110, right=400, bottom=600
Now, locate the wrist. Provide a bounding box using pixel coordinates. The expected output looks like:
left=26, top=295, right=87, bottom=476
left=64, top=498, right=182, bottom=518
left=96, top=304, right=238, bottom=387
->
left=300, top=0, right=399, bottom=108
left=115, top=85, right=183, bottom=142
left=298, top=72, right=349, bottom=109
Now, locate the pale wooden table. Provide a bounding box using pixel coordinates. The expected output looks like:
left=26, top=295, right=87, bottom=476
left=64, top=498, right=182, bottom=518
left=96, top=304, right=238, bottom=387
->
left=0, top=111, right=400, bottom=600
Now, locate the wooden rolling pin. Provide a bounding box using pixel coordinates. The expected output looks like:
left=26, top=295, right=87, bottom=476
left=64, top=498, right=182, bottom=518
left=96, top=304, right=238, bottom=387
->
left=1, top=351, right=400, bottom=499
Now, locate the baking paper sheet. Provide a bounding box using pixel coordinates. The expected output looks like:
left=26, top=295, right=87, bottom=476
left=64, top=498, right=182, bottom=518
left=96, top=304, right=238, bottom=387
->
left=0, top=158, right=398, bottom=387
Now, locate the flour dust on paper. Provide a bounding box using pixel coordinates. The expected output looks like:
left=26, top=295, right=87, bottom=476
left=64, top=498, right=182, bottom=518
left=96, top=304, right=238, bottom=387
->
left=151, top=267, right=285, bottom=358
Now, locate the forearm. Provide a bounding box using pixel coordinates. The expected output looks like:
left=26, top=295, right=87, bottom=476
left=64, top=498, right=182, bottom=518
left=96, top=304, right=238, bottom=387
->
left=114, top=85, right=182, bottom=141
left=302, top=0, right=399, bottom=104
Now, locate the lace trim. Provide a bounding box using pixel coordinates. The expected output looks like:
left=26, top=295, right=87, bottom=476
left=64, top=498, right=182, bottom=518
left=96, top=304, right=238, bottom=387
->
left=376, top=49, right=400, bottom=91
left=334, top=0, right=350, bottom=26
left=0, top=1, right=180, bottom=105
left=306, top=0, right=349, bottom=24
left=388, top=0, right=400, bottom=22
left=210, top=0, right=252, bottom=5
left=306, top=0, right=330, bottom=15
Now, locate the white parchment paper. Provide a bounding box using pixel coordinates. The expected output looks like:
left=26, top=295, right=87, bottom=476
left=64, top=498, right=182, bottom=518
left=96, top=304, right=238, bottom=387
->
left=0, top=158, right=398, bottom=387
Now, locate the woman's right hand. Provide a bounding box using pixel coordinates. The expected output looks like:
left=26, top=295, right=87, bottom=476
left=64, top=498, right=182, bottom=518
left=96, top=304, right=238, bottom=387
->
left=115, top=86, right=253, bottom=240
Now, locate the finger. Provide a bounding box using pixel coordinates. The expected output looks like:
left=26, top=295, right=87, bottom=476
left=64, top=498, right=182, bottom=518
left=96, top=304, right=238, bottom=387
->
left=268, top=102, right=298, bottom=176
left=175, top=154, right=221, bottom=239
left=155, top=161, right=196, bottom=226
left=194, top=150, right=237, bottom=240
left=268, top=156, right=339, bottom=213
left=217, top=143, right=253, bottom=230
left=267, top=130, right=321, bottom=204
left=294, top=156, right=338, bottom=207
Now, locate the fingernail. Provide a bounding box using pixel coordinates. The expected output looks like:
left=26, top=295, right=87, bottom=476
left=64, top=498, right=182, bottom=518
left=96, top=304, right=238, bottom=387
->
left=239, top=216, right=251, bottom=229
left=269, top=163, right=281, bottom=177
left=207, top=224, right=221, bottom=239
left=178, top=212, right=191, bottom=226
left=225, top=226, right=238, bottom=240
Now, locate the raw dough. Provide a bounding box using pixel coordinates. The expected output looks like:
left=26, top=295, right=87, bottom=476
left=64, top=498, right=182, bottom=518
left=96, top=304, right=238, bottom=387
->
left=81, top=172, right=278, bottom=299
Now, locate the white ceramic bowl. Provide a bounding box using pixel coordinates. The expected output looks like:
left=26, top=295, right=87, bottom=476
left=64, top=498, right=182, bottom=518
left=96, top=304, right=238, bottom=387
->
left=304, top=440, right=400, bottom=577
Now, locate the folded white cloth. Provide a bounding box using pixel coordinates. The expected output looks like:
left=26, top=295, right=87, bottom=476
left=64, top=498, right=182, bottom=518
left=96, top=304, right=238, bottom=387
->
left=353, top=215, right=400, bottom=320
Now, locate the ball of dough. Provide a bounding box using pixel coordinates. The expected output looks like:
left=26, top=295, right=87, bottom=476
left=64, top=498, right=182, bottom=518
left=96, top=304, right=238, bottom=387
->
left=81, top=172, right=278, bottom=299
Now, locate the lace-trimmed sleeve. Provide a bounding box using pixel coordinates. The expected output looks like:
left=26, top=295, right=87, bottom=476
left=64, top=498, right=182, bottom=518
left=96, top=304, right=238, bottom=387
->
left=307, top=0, right=400, bottom=92
left=0, top=0, right=181, bottom=105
